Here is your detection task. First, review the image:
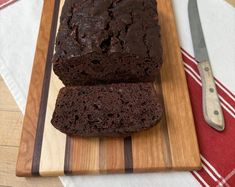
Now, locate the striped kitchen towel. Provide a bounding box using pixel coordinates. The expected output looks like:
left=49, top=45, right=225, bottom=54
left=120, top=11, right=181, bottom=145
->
left=173, top=0, right=235, bottom=185
left=182, top=48, right=235, bottom=186
left=0, top=0, right=17, bottom=9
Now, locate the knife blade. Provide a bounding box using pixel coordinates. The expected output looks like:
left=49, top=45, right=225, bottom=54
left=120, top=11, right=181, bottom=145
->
left=188, top=0, right=225, bottom=131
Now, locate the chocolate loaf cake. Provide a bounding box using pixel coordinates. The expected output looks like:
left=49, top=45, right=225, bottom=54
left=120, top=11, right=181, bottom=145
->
left=51, top=83, right=163, bottom=137
left=53, top=0, right=162, bottom=86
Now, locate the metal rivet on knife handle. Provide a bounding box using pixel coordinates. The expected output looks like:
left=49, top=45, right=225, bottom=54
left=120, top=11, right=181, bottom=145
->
left=204, top=67, right=209, bottom=71
left=214, top=110, right=219, bottom=115
left=209, top=88, right=214, bottom=93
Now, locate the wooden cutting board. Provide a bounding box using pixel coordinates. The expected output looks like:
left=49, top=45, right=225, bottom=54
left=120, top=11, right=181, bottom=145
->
left=16, top=0, right=201, bottom=177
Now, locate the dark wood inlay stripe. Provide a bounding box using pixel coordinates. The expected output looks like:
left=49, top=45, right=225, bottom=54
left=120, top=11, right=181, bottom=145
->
left=31, top=0, right=61, bottom=175
left=124, top=136, right=133, bottom=173
left=64, top=136, right=72, bottom=175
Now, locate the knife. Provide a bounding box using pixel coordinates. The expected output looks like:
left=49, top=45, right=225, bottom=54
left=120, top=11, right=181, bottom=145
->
left=188, top=0, right=225, bottom=131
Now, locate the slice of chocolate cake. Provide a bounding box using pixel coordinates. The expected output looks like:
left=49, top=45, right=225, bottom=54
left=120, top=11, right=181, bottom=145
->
left=52, top=0, right=162, bottom=86
left=51, top=83, right=163, bottom=137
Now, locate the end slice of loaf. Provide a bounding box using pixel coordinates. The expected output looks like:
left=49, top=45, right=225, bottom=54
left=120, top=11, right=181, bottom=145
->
left=51, top=83, right=163, bottom=137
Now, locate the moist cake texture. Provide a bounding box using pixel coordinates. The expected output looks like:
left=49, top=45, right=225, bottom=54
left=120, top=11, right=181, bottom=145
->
left=53, top=0, right=162, bottom=85
left=51, top=83, right=163, bottom=137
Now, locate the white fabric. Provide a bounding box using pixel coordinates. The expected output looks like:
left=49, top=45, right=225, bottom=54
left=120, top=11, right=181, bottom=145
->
left=0, top=0, right=43, bottom=112
left=60, top=172, right=199, bottom=187
left=0, top=0, right=234, bottom=186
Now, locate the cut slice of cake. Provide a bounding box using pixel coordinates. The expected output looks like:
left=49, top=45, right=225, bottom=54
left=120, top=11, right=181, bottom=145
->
left=51, top=83, right=163, bottom=137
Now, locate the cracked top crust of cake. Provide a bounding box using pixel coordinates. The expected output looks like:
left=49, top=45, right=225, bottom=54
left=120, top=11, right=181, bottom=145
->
left=53, top=0, right=162, bottom=85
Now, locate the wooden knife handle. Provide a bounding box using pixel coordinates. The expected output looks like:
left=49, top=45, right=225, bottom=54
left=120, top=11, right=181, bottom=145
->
left=198, top=61, right=225, bottom=131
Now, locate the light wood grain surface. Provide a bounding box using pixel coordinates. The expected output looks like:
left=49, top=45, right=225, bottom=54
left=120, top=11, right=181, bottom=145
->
left=225, top=0, right=235, bottom=7
left=16, top=0, right=201, bottom=176
left=0, top=76, right=63, bottom=186
left=40, top=72, right=66, bottom=176
left=16, top=0, right=57, bottom=177
left=158, top=0, right=201, bottom=168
